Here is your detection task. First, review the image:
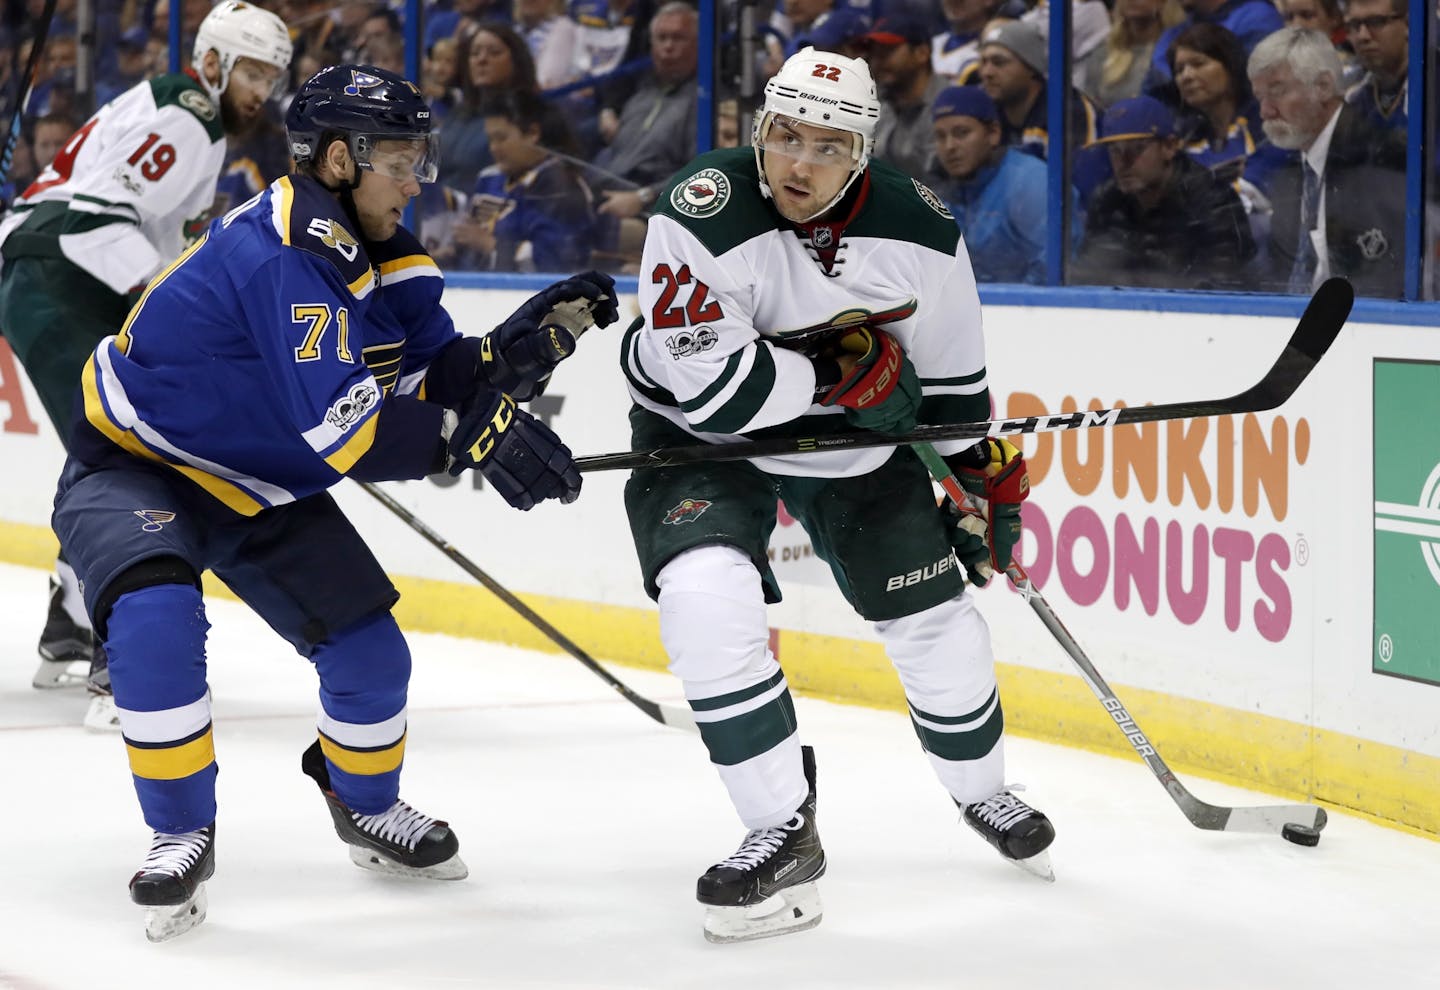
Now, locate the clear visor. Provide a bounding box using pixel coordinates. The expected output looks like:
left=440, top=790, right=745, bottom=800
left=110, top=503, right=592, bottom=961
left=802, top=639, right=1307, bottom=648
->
left=758, top=115, right=862, bottom=167
left=228, top=57, right=289, bottom=101
left=356, top=134, right=442, bottom=184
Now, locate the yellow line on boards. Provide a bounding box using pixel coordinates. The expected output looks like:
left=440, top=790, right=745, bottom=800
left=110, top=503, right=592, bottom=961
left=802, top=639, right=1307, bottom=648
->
left=1, top=518, right=1433, bottom=839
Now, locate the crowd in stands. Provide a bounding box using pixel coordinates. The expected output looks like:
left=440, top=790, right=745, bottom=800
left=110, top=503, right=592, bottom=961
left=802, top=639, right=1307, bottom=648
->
left=0, top=0, right=1433, bottom=295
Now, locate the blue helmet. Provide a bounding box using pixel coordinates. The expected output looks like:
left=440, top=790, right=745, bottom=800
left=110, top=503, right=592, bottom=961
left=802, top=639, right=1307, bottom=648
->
left=286, top=64, right=439, bottom=183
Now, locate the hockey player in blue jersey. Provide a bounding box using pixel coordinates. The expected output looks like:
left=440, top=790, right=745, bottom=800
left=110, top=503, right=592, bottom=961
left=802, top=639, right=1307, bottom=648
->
left=49, top=64, right=619, bottom=942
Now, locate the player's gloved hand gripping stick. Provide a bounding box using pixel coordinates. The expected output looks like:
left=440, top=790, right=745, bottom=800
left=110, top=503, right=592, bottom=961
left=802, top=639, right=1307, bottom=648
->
left=447, top=272, right=620, bottom=510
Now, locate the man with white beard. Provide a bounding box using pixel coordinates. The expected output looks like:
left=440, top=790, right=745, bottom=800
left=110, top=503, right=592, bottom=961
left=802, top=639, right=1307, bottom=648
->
left=1247, top=26, right=1404, bottom=296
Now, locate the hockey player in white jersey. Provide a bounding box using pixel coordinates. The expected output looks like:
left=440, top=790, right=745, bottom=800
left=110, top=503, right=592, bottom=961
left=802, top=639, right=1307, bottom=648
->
left=0, top=1, right=291, bottom=723
left=620, top=48, right=1056, bottom=943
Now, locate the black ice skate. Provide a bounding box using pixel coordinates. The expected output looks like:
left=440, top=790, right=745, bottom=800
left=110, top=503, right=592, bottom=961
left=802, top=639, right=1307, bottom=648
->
left=33, top=577, right=92, bottom=689
left=696, top=745, right=827, bottom=943
left=301, top=740, right=467, bottom=881
left=82, top=644, right=119, bottom=733
left=961, top=789, right=1056, bottom=882
left=129, top=824, right=215, bottom=942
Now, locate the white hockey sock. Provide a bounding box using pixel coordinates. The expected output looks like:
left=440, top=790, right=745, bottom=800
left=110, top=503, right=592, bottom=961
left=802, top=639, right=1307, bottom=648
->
left=658, top=545, right=806, bottom=829
left=876, top=593, right=1005, bottom=804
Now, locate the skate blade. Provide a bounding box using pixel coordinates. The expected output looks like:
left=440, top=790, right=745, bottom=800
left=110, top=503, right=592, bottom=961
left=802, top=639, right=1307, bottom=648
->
left=703, top=881, right=823, bottom=944
left=347, top=844, right=468, bottom=881
left=1006, top=849, right=1055, bottom=883
left=83, top=695, right=121, bottom=733
left=32, top=658, right=90, bottom=689
left=143, top=884, right=209, bottom=942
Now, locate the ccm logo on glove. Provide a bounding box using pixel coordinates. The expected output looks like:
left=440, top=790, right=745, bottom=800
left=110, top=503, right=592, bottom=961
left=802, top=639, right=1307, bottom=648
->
left=462, top=393, right=515, bottom=463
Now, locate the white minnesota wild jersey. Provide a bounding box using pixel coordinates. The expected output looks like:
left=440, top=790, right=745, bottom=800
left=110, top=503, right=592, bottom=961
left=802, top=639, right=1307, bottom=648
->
left=621, top=147, right=989, bottom=478
left=0, top=73, right=225, bottom=296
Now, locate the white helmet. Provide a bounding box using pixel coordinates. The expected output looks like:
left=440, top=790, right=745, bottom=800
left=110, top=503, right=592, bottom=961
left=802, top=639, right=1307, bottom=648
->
left=192, top=1, right=294, bottom=105
left=753, top=47, right=881, bottom=221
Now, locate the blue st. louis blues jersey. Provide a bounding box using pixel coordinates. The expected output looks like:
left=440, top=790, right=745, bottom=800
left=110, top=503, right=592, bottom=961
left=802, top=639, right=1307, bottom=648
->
left=78, top=174, right=467, bottom=516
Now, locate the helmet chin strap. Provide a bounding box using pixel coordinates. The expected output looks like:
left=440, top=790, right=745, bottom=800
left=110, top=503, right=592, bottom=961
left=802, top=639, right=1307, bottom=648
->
left=314, top=149, right=370, bottom=243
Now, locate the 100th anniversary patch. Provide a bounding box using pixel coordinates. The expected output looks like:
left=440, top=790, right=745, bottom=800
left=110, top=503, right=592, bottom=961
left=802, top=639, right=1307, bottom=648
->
left=670, top=168, right=731, bottom=219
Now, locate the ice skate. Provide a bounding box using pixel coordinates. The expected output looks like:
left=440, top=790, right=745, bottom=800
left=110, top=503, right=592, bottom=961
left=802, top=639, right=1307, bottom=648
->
left=81, top=645, right=120, bottom=733
left=33, top=577, right=92, bottom=689
left=301, top=740, right=467, bottom=880
left=960, top=788, right=1056, bottom=882
left=129, top=824, right=215, bottom=942
left=697, top=745, right=827, bottom=943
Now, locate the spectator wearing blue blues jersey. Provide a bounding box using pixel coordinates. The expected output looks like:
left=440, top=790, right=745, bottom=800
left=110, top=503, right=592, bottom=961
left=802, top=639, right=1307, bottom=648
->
left=927, top=86, right=1073, bottom=283
left=1168, top=23, right=1290, bottom=195
left=452, top=91, right=595, bottom=271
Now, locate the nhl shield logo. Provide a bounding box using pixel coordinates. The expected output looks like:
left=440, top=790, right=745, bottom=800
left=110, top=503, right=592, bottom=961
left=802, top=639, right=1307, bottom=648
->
left=671, top=168, right=730, bottom=219
left=812, top=226, right=834, bottom=248
left=662, top=498, right=712, bottom=525
left=1356, top=227, right=1388, bottom=261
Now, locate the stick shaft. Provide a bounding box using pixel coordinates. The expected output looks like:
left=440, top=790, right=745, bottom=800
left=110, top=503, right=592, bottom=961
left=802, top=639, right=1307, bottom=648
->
left=577, top=277, right=1353, bottom=473
left=356, top=481, right=696, bottom=733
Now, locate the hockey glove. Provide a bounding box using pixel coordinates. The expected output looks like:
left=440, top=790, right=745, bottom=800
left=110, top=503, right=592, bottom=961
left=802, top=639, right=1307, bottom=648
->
left=944, top=438, right=1029, bottom=586
left=817, top=327, right=921, bottom=435
left=479, top=270, right=621, bottom=401
left=446, top=390, right=582, bottom=510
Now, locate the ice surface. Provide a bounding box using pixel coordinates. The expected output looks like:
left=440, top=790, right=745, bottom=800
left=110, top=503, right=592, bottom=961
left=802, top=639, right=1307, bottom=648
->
left=0, top=562, right=1433, bottom=989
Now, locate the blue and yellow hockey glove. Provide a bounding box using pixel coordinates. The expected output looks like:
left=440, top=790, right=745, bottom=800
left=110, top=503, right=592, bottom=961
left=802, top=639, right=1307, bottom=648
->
left=446, top=390, right=582, bottom=510
left=479, top=270, right=620, bottom=401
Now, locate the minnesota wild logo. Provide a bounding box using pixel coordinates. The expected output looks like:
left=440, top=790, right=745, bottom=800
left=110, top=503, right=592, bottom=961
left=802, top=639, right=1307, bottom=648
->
left=662, top=498, right=712, bottom=525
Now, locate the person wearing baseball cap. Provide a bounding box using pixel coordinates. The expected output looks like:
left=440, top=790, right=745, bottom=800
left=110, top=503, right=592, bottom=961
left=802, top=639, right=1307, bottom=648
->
left=858, top=13, right=951, bottom=179
left=927, top=85, right=1076, bottom=284
left=1074, top=95, right=1256, bottom=289
left=790, top=6, right=871, bottom=58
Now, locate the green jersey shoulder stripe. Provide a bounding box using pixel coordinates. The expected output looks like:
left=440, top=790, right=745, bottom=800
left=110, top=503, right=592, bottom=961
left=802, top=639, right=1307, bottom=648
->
left=689, top=342, right=777, bottom=433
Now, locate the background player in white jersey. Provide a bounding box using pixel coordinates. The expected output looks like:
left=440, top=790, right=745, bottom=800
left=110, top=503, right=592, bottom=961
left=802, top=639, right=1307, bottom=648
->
left=620, top=48, right=1055, bottom=943
left=49, top=63, right=618, bottom=942
left=0, top=1, right=290, bottom=718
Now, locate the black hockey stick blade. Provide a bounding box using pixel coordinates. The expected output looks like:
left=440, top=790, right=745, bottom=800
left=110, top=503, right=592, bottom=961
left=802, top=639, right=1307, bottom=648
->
left=356, top=481, right=696, bottom=733
left=577, top=277, right=1353, bottom=473
left=1008, top=563, right=1328, bottom=836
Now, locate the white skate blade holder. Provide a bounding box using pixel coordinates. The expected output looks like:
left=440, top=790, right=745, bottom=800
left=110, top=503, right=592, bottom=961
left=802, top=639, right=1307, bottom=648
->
left=84, top=695, right=121, bottom=733
left=142, top=884, right=209, bottom=942
left=347, top=845, right=469, bottom=881
left=702, top=881, right=823, bottom=944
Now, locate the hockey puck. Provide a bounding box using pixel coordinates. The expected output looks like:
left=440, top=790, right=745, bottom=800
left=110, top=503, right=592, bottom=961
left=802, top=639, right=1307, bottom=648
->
left=1281, top=823, right=1322, bottom=847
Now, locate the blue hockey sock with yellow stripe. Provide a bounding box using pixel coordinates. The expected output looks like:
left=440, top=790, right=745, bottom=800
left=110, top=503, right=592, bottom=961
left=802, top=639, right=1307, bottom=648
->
left=107, top=584, right=216, bottom=833
left=310, top=611, right=411, bottom=815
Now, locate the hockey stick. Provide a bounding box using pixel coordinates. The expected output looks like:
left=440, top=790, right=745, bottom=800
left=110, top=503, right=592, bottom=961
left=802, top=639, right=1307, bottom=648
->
left=576, top=276, right=1353, bottom=473
left=0, top=0, right=57, bottom=189
left=916, top=443, right=1327, bottom=835
left=357, top=481, right=697, bottom=733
